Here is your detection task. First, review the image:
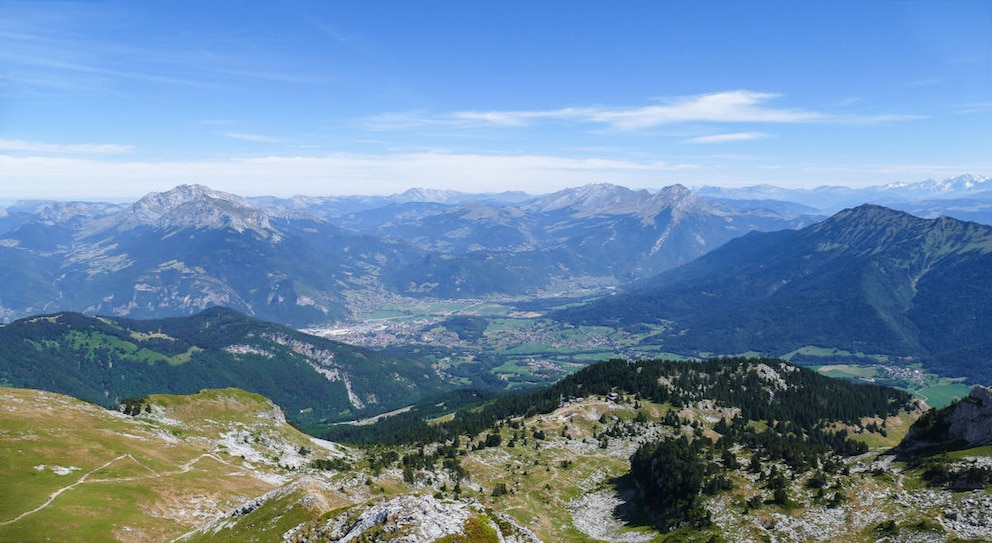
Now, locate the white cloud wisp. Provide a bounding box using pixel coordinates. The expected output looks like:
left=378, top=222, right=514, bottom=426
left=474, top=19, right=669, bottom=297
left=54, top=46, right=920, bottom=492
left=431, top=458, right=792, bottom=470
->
left=372, top=91, right=917, bottom=132
left=0, top=138, right=132, bottom=154
left=685, top=132, right=771, bottom=144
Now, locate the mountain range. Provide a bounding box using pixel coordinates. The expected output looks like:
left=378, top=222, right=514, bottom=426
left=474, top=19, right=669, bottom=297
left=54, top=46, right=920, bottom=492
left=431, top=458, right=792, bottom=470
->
left=249, top=174, right=991, bottom=219
left=558, top=204, right=992, bottom=382
left=0, top=176, right=989, bottom=383
left=332, top=183, right=819, bottom=280
left=696, top=174, right=992, bottom=213
left=0, top=182, right=817, bottom=325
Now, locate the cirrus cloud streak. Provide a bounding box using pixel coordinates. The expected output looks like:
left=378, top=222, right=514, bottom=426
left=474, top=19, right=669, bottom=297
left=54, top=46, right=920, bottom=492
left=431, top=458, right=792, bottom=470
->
left=369, top=91, right=919, bottom=132
left=685, top=132, right=770, bottom=144
left=0, top=138, right=133, bottom=154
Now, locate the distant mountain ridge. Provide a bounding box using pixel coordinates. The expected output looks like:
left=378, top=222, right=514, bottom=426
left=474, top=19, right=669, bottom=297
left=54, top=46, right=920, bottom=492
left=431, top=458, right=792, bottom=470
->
left=0, top=175, right=985, bottom=326
left=248, top=186, right=533, bottom=217
left=557, top=204, right=992, bottom=382
left=696, top=174, right=992, bottom=220
left=0, top=182, right=817, bottom=324
left=114, top=183, right=277, bottom=234
left=334, top=182, right=819, bottom=281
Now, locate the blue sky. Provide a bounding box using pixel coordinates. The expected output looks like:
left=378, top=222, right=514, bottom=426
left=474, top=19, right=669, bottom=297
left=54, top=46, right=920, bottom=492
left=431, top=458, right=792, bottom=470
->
left=1, top=1, right=990, bottom=199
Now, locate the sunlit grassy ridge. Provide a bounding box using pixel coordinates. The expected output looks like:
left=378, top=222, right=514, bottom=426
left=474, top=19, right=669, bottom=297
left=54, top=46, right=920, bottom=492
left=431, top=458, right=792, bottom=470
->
left=0, top=387, right=349, bottom=543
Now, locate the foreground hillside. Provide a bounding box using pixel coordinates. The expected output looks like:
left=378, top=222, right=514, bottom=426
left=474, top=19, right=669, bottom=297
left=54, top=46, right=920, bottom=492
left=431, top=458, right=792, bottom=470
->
left=0, top=387, right=353, bottom=542
left=7, top=357, right=992, bottom=542
left=0, top=307, right=449, bottom=426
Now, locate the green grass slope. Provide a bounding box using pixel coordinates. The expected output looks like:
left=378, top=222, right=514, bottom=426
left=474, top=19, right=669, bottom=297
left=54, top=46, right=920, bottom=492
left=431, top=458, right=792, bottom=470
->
left=0, top=387, right=352, bottom=543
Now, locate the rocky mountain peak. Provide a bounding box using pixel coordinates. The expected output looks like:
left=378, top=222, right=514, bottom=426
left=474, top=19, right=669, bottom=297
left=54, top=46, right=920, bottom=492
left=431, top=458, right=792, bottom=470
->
left=396, top=187, right=464, bottom=203
left=117, top=184, right=277, bottom=236
left=956, top=386, right=992, bottom=442
left=524, top=183, right=641, bottom=213
left=523, top=183, right=712, bottom=225
left=813, top=204, right=992, bottom=258
left=825, top=203, right=914, bottom=225
left=808, top=204, right=923, bottom=253
left=648, top=183, right=708, bottom=216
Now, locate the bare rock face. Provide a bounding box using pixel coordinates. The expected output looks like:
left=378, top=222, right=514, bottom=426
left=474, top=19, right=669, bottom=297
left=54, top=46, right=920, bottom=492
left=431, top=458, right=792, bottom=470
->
left=946, top=386, right=992, bottom=447
left=291, top=494, right=540, bottom=543
left=116, top=184, right=277, bottom=236
left=899, top=386, right=992, bottom=453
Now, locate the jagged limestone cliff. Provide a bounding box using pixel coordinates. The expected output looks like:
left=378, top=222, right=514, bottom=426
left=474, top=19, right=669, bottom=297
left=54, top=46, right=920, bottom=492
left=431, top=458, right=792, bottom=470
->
left=898, top=385, right=992, bottom=453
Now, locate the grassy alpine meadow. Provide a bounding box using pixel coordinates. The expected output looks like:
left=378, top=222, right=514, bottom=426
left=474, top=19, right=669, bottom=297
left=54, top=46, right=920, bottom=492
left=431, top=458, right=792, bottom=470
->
left=0, top=387, right=345, bottom=543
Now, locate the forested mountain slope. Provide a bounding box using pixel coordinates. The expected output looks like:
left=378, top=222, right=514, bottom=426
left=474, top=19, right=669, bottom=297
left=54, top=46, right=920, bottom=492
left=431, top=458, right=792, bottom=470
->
left=557, top=205, right=992, bottom=381
left=0, top=307, right=449, bottom=425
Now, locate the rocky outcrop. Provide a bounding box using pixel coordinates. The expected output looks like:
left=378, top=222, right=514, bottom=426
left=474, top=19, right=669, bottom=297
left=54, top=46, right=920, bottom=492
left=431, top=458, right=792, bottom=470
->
left=897, top=386, right=992, bottom=454
left=290, top=494, right=540, bottom=543
left=115, top=184, right=278, bottom=236
left=946, top=386, right=992, bottom=446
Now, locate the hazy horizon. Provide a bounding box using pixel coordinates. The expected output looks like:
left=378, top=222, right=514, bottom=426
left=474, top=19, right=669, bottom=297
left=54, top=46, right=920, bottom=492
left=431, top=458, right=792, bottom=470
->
left=2, top=173, right=991, bottom=209
left=2, top=1, right=990, bottom=199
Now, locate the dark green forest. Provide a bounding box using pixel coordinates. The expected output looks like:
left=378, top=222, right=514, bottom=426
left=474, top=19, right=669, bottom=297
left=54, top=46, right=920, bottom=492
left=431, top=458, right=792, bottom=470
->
left=323, top=357, right=913, bottom=446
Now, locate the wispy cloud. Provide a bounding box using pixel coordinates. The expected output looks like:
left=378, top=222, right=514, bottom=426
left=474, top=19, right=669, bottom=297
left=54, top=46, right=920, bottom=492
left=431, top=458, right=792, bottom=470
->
left=953, top=102, right=992, bottom=114
left=364, top=111, right=469, bottom=130
left=0, top=48, right=221, bottom=90
left=0, top=138, right=132, bottom=154
left=684, top=132, right=770, bottom=144
left=215, top=68, right=333, bottom=86
left=220, top=132, right=282, bottom=143
left=579, top=92, right=822, bottom=129
left=445, top=91, right=821, bottom=130
left=370, top=91, right=916, bottom=132
left=904, top=78, right=942, bottom=88
left=833, top=96, right=863, bottom=107
left=0, top=8, right=253, bottom=96
left=305, top=16, right=354, bottom=44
